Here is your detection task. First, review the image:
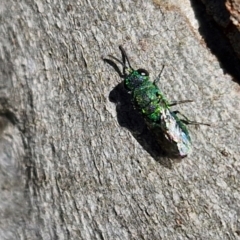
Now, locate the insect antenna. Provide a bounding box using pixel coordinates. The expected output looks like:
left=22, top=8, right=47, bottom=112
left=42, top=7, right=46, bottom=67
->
left=119, top=45, right=133, bottom=70
left=103, top=57, right=124, bottom=78
left=103, top=46, right=134, bottom=78
left=107, top=55, right=125, bottom=67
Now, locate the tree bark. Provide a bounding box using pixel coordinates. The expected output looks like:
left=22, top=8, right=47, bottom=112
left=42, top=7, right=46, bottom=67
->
left=1, top=0, right=240, bottom=239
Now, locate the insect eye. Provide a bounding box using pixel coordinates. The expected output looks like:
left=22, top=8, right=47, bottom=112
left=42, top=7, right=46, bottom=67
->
left=137, top=69, right=149, bottom=76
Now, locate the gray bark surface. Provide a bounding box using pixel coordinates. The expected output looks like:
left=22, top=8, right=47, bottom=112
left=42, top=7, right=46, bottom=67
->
left=0, top=0, right=240, bottom=239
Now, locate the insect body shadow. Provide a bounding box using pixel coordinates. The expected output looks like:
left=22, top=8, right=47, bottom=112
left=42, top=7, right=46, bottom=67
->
left=109, top=81, right=173, bottom=169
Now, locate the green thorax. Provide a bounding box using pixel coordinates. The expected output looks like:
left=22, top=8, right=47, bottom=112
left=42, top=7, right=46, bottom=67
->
left=125, top=69, right=170, bottom=122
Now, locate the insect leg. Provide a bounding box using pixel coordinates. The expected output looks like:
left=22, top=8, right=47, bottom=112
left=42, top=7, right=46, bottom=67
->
left=169, top=100, right=194, bottom=106
left=173, top=111, right=210, bottom=126
left=153, top=65, right=165, bottom=85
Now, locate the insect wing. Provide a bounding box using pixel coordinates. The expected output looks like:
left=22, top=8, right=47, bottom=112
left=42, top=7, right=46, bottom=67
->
left=160, top=109, right=192, bottom=157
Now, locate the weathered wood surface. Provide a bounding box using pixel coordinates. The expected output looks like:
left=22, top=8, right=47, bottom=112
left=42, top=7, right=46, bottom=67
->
left=0, top=0, right=240, bottom=239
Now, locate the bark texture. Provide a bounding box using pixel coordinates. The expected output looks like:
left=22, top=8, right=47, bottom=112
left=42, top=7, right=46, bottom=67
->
left=199, top=0, right=240, bottom=79
left=0, top=0, right=240, bottom=239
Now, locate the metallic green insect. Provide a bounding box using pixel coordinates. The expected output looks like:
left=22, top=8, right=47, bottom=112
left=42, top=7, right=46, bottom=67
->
left=104, top=46, right=207, bottom=158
